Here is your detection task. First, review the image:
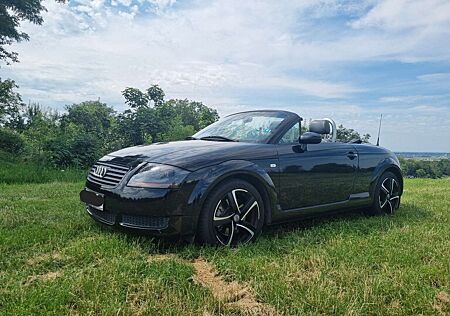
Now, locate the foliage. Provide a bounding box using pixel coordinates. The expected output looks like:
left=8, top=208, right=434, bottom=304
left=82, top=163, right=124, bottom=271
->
left=336, top=124, right=370, bottom=143
left=0, top=127, right=25, bottom=153
left=122, top=84, right=165, bottom=109
left=399, top=157, right=450, bottom=178
left=0, top=78, right=25, bottom=129
left=0, top=0, right=66, bottom=64
left=0, top=84, right=218, bottom=168
left=118, top=86, right=218, bottom=146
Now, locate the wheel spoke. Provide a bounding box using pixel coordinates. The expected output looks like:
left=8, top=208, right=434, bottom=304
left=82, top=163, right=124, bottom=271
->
left=241, top=198, right=258, bottom=220
left=236, top=222, right=256, bottom=238
left=381, top=182, right=389, bottom=194
left=387, top=200, right=393, bottom=213
left=390, top=195, right=399, bottom=201
left=226, top=222, right=235, bottom=246
left=213, top=214, right=234, bottom=226
left=227, top=190, right=242, bottom=213
left=390, top=179, right=395, bottom=195
left=380, top=197, right=388, bottom=209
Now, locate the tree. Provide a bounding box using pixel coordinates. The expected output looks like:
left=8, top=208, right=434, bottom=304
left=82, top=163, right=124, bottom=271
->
left=0, top=1, right=67, bottom=64
left=0, top=78, right=25, bottom=129
left=336, top=124, right=370, bottom=143
left=62, top=100, right=115, bottom=134
left=22, top=103, right=59, bottom=157
left=122, top=88, right=149, bottom=109
left=121, top=84, right=165, bottom=109
left=147, top=85, right=165, bottom=106
left=120, top=85, right=219, bottom=145
left=165, top=99, right=219, bottom=130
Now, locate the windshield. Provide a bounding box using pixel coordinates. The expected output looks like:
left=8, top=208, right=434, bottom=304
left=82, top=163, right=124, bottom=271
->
left=192, top=111, right=291, bottom=143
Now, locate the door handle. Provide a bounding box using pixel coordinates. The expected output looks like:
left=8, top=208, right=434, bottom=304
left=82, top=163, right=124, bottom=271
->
left=347, top=152, right=358, bottom=159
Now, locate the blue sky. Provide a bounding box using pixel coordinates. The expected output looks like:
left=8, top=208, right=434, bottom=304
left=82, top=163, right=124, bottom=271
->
left=2, top=0, right=450, bottom=151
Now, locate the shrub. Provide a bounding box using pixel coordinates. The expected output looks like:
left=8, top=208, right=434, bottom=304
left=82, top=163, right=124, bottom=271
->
left=0, top=128, right=25, bottom=153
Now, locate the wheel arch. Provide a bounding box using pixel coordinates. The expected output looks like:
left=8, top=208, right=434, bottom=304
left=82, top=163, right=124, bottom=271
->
left=208, top=172, right=274, bottom=225
left=370, top=158, right=404, bottom=199
left=187, top=160, right=278, bottom=228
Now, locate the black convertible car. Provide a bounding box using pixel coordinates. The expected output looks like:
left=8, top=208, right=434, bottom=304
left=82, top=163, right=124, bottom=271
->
left=80, top=110, right=403, bottom=245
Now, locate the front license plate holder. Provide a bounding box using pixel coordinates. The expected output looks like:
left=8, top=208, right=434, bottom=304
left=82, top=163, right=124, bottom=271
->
left=80, top=189, right=104, bottom=210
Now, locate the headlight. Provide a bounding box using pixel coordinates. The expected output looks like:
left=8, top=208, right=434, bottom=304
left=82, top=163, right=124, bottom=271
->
left=127, top=163, right=190, bottom=188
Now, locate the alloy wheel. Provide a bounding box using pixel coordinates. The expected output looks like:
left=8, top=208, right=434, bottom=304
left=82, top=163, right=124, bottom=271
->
left=378, top=177, right=400, bottom=213
left=213, top=189, right=260, bottom=246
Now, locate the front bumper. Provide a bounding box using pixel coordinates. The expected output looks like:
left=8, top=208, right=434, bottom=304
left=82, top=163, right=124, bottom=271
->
left=80, top=184, right=198, bottom=236
left=85, top=205, right=196, bottom=235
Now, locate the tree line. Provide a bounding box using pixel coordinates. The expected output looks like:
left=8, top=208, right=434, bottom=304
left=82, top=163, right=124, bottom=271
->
left=0, top=79, right=218, bottom=167
left=399, top=158, right=450, bottom=179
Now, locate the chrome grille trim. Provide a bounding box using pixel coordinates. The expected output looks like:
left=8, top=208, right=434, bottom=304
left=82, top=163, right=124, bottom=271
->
left=87, top=161, right=131, bottom=188
left=96, top=161, right=129, bottom=171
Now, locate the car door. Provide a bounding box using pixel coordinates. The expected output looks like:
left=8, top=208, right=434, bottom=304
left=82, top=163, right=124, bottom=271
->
left=276, top=127, right=357, bottom=210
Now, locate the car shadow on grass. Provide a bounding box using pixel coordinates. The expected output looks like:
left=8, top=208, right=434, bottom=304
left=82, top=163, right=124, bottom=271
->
left=263, top=201, right=431, bottom=238
left=113, top=201, right=431, bottom=257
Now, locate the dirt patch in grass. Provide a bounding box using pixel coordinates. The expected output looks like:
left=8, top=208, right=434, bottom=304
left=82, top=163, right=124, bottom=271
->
left=434, top=291, right=450, bottom=314
left=146, top=254, right=177, bottom=263
left=26, top=252, right=66, bottom=266
left=192, top=258, right=281, bottom=316
left=25, top=271, right=62, bottom=285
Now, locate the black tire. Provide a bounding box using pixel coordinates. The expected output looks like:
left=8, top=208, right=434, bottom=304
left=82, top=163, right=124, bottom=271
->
left=367, top=171, right=401, bottom=216
left=197, top=179, right=265, bottom=246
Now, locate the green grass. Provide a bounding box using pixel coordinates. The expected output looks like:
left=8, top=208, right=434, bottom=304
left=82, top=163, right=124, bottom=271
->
left=0, top=178, right=449, bottom=315
left=0, top=152, right=86, bottom=184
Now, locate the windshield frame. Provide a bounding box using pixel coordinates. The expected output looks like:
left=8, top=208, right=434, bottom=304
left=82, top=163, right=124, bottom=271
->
left=192, top=110, right=301, bottom=144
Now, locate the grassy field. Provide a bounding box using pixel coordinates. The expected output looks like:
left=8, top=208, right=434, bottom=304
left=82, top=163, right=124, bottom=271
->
left=0, top=176, right=449, bottom=315
left=0, top=152, right=86, bottom=184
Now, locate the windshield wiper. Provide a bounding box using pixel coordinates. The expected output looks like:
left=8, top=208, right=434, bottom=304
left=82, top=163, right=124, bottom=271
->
left=185, top=136, right=198, bottom=140
left=199, top=135, right=238, bottom=142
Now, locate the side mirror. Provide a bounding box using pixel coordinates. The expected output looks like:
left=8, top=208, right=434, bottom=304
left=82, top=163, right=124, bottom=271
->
left=299, top=132, right=322, bottom=144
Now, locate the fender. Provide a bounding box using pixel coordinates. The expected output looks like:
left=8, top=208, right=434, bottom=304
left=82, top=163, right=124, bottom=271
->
left=185, top=159, right=278, bottom=225
left=369, top=156, right=403, bottom=199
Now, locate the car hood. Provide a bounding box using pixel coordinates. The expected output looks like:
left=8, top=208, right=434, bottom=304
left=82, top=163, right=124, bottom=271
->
left=105, top=140, right=276, bottom=171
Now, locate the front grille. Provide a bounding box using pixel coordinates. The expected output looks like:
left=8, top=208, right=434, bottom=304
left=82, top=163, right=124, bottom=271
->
left=120, top=215, right=170, bottom=230
left=87, top=206, right=116, bottom=225
left=87, top=161, right=130, bottom=188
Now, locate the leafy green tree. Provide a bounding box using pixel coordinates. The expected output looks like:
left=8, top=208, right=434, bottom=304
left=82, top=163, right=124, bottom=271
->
left=0, top=78, right=25, bottom=129
left=0, top=0, right=67, bottom=64
left=42, top=101, right=117, bottom=167
left=62, top=100, right=115, bottom=134
left=336, top=124, right=370, bottom=143
left=147, top=85, right=165, bottom=106
left=122, top=88, right=149, bottom=109
left=22, top=103, right=59, bottom=158
left=158, top=117, right=195, bottom=142
left=122, top=84, right=165, bottom=109
left=165, top=99, right=219, bottom=130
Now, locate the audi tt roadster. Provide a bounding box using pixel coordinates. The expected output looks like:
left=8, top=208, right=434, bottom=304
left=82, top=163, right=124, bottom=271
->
left=80, top=110, right=403, bottom=245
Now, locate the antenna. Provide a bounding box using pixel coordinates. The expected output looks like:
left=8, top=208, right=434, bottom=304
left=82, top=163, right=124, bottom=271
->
left=376, top=114, right=383, bottom=146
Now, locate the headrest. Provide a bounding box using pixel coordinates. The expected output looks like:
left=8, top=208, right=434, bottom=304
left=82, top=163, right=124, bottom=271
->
left=309, top=120, right=331, bottom=134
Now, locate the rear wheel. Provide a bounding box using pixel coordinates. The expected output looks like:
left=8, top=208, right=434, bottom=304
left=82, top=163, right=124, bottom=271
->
left=368, top=171, right=401, bottom=215
left=197, top=180, right=265, bottom=246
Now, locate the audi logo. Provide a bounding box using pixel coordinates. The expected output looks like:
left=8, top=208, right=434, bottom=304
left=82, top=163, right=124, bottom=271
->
left=93, top=166, right=108, bottom=178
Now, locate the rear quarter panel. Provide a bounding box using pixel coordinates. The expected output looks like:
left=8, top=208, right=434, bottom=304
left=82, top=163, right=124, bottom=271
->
left=353, top=144, right=402, bottom=200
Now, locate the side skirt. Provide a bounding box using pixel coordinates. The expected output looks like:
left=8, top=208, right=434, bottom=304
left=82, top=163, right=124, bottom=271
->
left=271, top=192, right=371, bottom=224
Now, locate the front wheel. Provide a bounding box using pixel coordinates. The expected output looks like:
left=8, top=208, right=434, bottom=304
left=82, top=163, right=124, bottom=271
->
left=368, top=171, right=401, bottom=215
left=197, top=180, right=265, bottom=246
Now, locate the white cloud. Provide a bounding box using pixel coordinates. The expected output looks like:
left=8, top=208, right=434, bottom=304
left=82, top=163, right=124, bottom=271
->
left=418, top=73, right=450, bottom=82
left=351, top=0, right=450, bottom=31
